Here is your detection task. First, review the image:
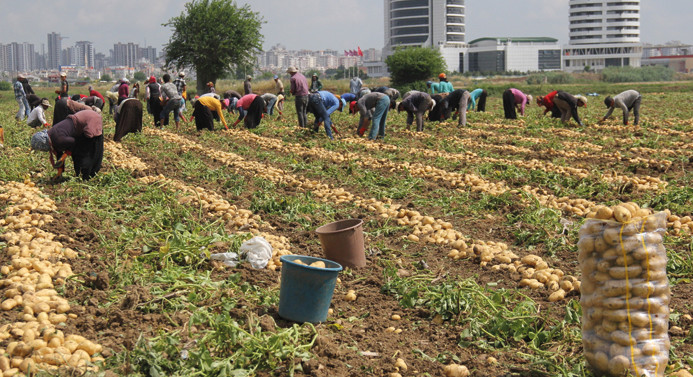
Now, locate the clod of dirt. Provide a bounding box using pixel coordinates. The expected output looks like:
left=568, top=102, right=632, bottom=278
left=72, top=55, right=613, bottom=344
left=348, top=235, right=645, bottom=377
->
left=86, top=271, right=110, bottom=290
left=259, top=315, right=276, bottom=332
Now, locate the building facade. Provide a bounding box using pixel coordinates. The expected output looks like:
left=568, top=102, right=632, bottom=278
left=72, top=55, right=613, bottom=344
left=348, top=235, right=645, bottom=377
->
left=47, top=32, right=62, bottom=69
left=564, top=0, right=642, bottom=72
left=467, top=38, right=561, bottom=74
left=383, top=0, right=466, bottom=72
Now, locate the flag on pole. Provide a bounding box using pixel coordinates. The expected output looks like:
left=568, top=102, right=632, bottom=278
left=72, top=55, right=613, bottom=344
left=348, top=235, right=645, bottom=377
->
left=358, top=46, right=363, bottom=57
left=344, top=50, right=349, bottom=57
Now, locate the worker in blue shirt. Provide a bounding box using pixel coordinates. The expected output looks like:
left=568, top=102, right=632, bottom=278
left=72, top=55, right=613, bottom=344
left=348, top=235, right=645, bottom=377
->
left=307, top=90, right=340, bottom=140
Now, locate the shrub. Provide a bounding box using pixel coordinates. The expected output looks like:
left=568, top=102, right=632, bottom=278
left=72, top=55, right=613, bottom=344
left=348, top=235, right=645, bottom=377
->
left=0, top=81, right=12, bottom=91
left=385, top=47, right=446, bottom=87
left=526, top=72, right=575, bottom=85
left=601, top=66, right=675, bottom=83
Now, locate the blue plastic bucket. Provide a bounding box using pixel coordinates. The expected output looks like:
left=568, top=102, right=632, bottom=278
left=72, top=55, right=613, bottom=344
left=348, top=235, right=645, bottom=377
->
left=278, top=255, right=343, bottom=323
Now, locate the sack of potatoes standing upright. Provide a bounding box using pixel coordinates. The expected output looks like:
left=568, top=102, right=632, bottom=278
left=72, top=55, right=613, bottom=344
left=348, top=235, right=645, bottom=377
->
left=578, top=203, right=669, bottom=377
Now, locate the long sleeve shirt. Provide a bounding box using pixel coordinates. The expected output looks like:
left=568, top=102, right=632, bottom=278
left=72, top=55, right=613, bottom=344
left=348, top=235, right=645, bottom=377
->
left=603, top=90, right=641, bottom=124
left=357, top=92, right=388, bottom=119
left=400, top=91, right=431, bottom=113
left=14, top=81, right=26, bottom=98
left=428, top=82, right=441, bottom=94
left=539, top=90, right=558, bottom=114
left=439, top=81, right=454, bottom=93
left=349, top=78, right=362, bottom=94
left=48, top=110, right=102, bottom=155
left=341, top=93, right=357, bottom=103
left=289, top=73, right=309, bottom=96
left=509, top=88, right=529, bottom=116
left=468, top=88, right=484, bottom=110
left=90, top=89, right=105, bottom=103
left=243, top=80, right=252, bottom=95
left=198, top=96, right=228, bottom=128
left=27, top=106, right=48, bottom=127
left=21, top=80, right=34, bottom=95
left=118, top=83, right=130, bottom=98
left=236, top=94, right=258, bottom=110
left=318, top=91, right=340, bottom=115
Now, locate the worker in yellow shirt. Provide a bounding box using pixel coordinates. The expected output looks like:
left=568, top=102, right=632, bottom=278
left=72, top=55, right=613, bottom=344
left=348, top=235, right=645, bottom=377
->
left=191, top=96, right=228, bottom=131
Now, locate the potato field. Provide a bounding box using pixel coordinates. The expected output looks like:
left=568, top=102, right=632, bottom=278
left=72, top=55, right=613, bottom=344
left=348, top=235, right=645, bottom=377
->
left=0, top=81, right=692, bottom=377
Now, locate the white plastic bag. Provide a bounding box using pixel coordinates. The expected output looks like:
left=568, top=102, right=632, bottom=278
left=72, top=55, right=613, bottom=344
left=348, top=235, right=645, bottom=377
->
left=209, top=252, right=239, bottom=267
left=241, top=236, right=273, bottom=269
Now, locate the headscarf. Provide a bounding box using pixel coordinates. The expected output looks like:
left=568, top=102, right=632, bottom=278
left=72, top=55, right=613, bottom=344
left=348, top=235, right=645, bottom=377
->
left=31, top=130, right=50, bottom=151
left=149, top=76, right=156, bottom=83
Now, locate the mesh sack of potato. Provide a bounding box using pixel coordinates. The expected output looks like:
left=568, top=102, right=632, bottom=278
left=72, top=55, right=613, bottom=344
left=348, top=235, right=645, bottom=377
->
left=579, top=204, right=669, bottom=377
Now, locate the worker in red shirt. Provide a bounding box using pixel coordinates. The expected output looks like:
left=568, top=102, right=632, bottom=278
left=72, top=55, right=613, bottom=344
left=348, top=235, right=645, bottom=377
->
left=536, top=90, right=561, bottom=118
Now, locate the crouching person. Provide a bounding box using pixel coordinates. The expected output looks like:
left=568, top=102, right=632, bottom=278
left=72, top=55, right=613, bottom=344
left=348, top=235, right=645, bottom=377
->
left=31, top=109, right=103, bottom=180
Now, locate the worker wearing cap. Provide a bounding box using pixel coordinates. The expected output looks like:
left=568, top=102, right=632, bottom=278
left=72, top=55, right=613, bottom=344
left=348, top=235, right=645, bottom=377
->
left=553, top=91, right=587, bottom=127
left=244, top=75, right=253, bottom=95
left=310, top=74, right=323, bottom=93
left=426, top=81, right=441, bottom=95
left=27, top=98, right=52, bottom=128
left=287, top=67, right=309, bottom=128
left=601, top=90, right=641, bottom=126
left=55, top=72, right=69, bottom=100
left=438, top=73, right=454, bottom=93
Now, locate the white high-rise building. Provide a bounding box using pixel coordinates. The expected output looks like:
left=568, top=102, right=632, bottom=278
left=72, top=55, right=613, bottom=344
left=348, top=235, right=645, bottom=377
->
left=564, top=0, right=642, bottom=72
left=75, top=41, right=95, bottom=69
left=383, top=0, right=466, bottom=72
left=47, top=32, right=62, bottom=69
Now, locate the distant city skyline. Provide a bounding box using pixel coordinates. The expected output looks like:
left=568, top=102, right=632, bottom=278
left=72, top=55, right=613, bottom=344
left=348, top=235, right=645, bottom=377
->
left=0, top=0, right=690, bottom=54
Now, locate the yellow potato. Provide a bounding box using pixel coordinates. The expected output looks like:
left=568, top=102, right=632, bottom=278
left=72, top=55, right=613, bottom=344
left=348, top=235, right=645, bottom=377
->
left=595, top=206, right=614, bottom=220
left=309, top=261, right=326, bottom=268
left=612, top=206, right=632, bottom=223
left=609, top=265, right=643, bottom=279
left=610, top=330, right=636, bottom=347
left=608, top=355, right=631, bottom=376
left=548, top=289, right=565, bottom=302
left=592, top=351, right=609, bottom=372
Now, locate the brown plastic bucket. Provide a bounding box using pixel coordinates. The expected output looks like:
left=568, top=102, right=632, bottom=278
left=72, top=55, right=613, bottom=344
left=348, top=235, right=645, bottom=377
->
left=315, top=219, right=366, bottom=268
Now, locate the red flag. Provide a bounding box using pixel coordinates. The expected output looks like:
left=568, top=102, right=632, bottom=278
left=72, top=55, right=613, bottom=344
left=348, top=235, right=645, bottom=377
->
left=344, top=50, right=349, bottom=56
left=358, top=46, right=363, bottom=57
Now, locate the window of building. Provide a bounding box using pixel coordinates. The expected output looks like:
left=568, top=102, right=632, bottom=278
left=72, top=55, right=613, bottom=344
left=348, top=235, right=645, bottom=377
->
left=392, top=8, right=429, bottom=18
left=446, top=7, right=464, bottom=15
left=538, top=50, right=561, bottom=70
left=391, top=18, right=429, bottom=27
left=391, top=0, right=429, bottom=10
left=447, top=34, right=464, bottom=42
left=392, top=35, right=429, bottom=45
left=447, top=16, right=464, bottom=24
left=469, top=51, right=505, bottom=73
left=392, top=26, right=429, bottom=36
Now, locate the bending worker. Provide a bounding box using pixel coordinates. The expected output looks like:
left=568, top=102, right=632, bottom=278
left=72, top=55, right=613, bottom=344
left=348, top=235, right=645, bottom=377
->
left=601, top=90, right=641, bottom=126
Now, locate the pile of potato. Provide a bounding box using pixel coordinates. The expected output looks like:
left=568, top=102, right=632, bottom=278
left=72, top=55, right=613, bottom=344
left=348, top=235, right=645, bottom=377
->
left=103, top=141, right=149, bottom=172
left=579, top=205, right=669, bottom=377
left=0, top=181, right=103, bottom=375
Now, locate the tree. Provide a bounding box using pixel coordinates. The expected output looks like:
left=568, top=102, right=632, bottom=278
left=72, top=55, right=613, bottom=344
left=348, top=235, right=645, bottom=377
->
left=101, top=74, right=113, bottom=82
left=385, top=47, right=446, bottom=87
left=133, top=72, right=147, bottom=82
left=163, top=0, right=264, bottom=93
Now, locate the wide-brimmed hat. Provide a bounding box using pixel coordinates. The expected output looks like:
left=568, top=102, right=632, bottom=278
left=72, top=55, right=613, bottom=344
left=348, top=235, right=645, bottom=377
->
left=40, top=99, right=51, bottom=108
left=286, top=67, right=298, bottom=74
left=59, top=72, right=67, bottom=77
left=178, top=72, right=186, bottom=77
left=576, top=95, right=588, bottom=107
left=246, top=75, right=252, bottom=80
left=17, top=74, right=25, bottom=79
left=31, top=130, right=50, bottom=151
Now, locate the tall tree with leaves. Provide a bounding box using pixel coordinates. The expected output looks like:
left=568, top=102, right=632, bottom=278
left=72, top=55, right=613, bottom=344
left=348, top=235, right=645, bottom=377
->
left=385, top=47, right=446, bottom=87
left=163, top=0, right=264, bottom=93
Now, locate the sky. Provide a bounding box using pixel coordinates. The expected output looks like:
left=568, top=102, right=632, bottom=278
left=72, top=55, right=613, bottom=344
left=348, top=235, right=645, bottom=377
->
left=0, top=0, right=690, bottom=54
